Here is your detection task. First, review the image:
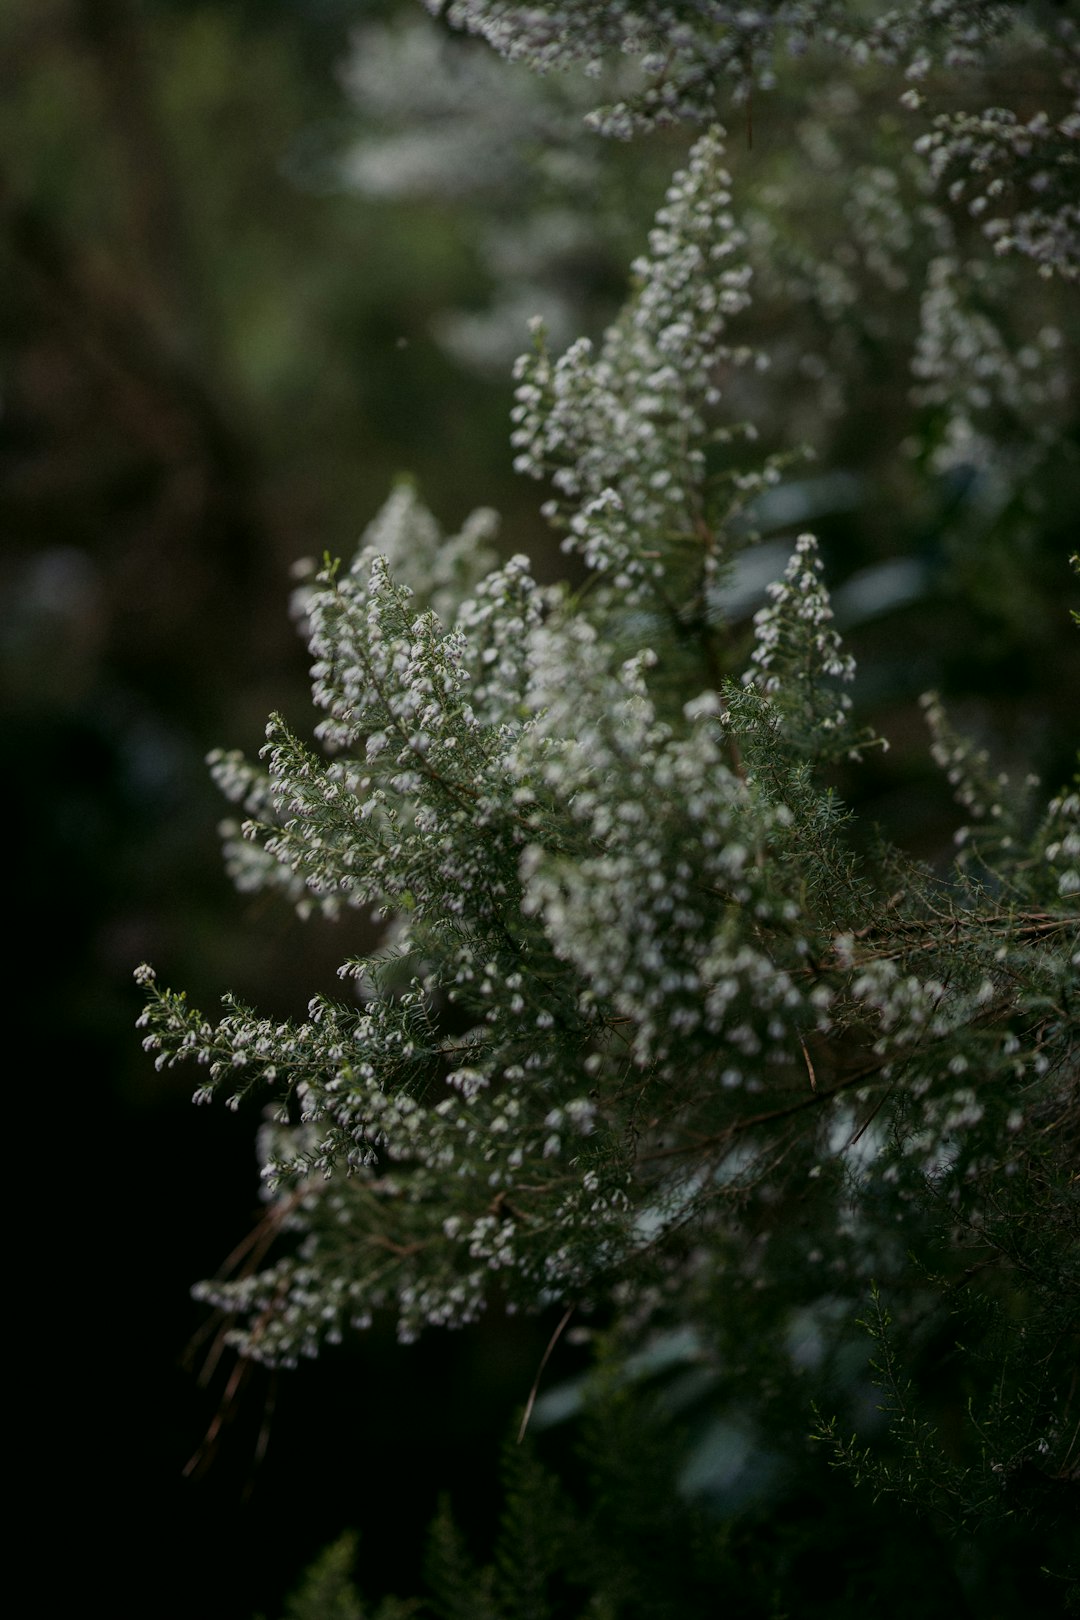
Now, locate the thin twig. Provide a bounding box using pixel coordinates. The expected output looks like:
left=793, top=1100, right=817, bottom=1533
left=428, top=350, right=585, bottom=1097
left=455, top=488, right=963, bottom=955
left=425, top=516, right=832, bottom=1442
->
left=517, top=1303, right=575, bottom=1444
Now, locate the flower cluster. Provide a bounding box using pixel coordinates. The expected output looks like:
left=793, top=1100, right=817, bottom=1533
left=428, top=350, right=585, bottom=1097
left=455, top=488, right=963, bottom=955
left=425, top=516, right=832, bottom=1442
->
left=426, top=1, right=1016, bottom=135
left=511, top=126, right=769, bottom=608
left=744, top=532, right=857, bottom=754
left=136, top=6, right=1078, bottom=1385
left=914, top=34, right=1080, bottom=284
left=911, top=256, right=1068, bottom=446
left=136, top=460, right=1077, bottom=1362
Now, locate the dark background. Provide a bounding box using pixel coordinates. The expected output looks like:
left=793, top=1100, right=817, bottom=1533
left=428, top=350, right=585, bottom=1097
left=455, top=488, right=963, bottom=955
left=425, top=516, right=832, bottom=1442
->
left=5, top=3, right=562, bottom=1611
left=5, top=2, right=1076, bottom=1613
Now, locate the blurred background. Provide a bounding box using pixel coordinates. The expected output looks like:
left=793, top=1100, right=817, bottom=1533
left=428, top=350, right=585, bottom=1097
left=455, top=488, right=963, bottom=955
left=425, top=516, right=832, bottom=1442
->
left=4, top=1, right=1076, bottom=1613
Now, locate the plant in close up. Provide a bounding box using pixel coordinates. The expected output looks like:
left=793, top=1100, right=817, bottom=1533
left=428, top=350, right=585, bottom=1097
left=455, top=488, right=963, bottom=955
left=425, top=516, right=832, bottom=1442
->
left=140, top=3, right=1078, bottom=1613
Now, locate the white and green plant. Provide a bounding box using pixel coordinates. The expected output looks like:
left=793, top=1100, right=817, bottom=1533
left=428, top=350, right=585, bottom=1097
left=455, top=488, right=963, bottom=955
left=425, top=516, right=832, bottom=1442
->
left=140, top=3, right=1078, bottom=1608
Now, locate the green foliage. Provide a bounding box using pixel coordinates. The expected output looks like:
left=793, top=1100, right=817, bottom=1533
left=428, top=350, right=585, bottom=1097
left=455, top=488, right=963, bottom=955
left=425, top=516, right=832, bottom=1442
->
left=280, top=1357, right=1074, bottom=1618
left=271, top=1530, right=422, bottom=1620
left=278, top=1533, right=369, bottom=1620
left=134, top=2, right=1079, bottom=1612
left=423, top=1498, right=501, bottom=1620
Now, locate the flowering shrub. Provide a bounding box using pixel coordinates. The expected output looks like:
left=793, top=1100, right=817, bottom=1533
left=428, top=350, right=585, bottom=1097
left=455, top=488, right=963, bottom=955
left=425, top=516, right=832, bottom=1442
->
left=140, top=3, right=1078, bottom=1608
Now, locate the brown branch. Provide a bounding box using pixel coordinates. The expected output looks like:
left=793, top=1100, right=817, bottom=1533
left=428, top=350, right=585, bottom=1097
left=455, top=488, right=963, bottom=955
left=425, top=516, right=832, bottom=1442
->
left=638, top=1053, right=889, bottom=1164
left=517, top=1304, right=576, bottom=1444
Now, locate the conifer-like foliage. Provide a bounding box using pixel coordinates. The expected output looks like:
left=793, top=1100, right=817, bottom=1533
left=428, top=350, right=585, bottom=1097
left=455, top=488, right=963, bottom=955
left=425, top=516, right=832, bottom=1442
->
left=140, top=3, right=1078, bottom=1610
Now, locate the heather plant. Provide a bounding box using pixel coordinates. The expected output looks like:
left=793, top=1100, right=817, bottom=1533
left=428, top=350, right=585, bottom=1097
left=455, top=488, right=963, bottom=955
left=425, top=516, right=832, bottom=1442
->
left=343, top=3, right=1077, bottom=609
left=140, top=2, right=1078, bottom=1611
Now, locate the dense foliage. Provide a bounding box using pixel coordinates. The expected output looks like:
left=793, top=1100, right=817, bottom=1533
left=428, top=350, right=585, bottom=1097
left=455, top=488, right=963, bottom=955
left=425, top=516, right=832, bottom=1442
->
left=134, top=3, right=1078, bottom=1613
